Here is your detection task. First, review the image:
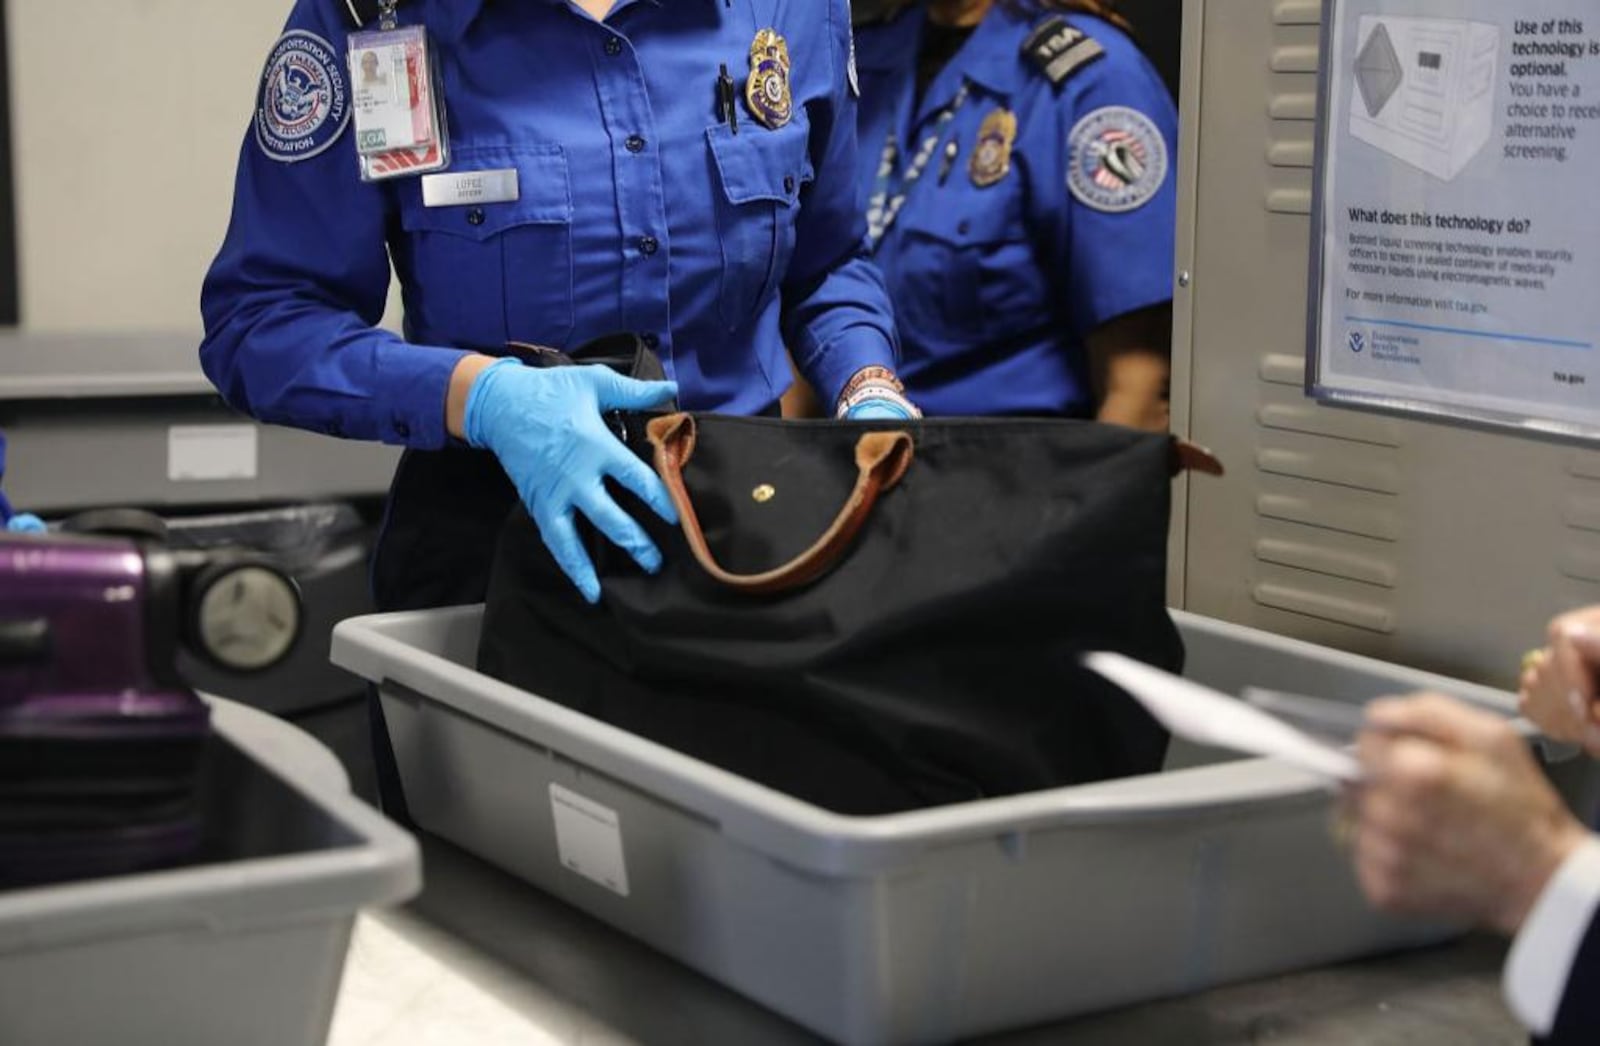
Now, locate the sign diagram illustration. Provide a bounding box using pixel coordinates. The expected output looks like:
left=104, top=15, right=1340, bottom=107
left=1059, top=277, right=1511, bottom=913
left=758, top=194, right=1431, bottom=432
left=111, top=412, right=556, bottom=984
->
left=1350, top=15, right=1501, bottom=180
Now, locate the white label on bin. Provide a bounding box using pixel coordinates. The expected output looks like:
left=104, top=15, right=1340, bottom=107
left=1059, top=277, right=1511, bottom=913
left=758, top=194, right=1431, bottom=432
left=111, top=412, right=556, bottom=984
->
left=550, top=784, right=629, bottom=897
left=167, top=425, right=259, bottom=482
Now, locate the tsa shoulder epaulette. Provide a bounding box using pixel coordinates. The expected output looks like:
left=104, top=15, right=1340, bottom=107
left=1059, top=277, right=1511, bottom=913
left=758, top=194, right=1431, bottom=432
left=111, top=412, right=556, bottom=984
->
left=1021, top=17, right=1106, bottom=87
left=338, top=0, right=392, bottom=28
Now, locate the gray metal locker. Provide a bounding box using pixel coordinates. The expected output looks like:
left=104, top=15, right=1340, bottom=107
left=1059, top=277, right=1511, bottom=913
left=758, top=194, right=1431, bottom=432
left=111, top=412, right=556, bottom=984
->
left=1172, top=0, right=1600, bottom=689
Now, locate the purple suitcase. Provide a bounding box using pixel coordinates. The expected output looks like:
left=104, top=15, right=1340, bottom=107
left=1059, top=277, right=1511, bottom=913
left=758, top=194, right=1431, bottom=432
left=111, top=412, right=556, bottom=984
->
left=1, top=534, right=213, bottom=887
left=0, top=692, right=212, bottom=888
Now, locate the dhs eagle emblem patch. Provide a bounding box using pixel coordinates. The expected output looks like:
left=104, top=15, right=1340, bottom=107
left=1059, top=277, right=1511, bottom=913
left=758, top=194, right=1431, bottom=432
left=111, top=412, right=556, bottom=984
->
left=256, top=30, right=351, bottom=163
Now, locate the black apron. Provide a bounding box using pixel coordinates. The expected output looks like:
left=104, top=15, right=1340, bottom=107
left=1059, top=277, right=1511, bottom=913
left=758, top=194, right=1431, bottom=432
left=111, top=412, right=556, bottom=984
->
left=366, top=446, right=514, bottom=821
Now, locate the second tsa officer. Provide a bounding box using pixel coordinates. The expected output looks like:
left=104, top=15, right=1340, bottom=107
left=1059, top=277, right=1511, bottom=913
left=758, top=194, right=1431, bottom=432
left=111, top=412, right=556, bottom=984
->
left=201, top=0, right=916, bottom=617
left=855, top=0, right=1176, bottom=428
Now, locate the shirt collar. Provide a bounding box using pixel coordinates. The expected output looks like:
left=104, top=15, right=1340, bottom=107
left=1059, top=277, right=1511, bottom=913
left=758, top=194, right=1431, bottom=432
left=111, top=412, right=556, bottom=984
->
left=938, top=4, right=1031, bottom=99
left=858, top=2, right=1032, bottom=101
left=438, top=0, right=489, bottom=43
left=444, top=0, right=721, bottom=41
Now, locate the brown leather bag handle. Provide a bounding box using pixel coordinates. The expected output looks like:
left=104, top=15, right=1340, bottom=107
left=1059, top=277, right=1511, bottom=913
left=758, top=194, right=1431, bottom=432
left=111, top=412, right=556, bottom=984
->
left=646, top=414, right=914, bottom=595
left=1171, top=438, right=1225, bottom=477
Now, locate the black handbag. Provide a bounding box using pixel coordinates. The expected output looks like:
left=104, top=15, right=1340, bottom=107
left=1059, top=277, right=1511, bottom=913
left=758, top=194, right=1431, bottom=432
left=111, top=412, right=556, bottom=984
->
left=479, top=357, right=1215, bottom=814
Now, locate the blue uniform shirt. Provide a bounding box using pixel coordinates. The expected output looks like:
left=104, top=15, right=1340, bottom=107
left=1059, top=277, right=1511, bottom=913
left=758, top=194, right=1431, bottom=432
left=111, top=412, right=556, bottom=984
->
left=855, top=4, right=1178, bottom=417
left=202, top=0, right=897, bottom=448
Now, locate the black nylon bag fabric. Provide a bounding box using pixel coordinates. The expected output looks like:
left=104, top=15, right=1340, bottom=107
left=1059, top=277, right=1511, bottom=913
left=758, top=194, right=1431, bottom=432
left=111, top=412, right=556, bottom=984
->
left=478, top=414, right=1182, bottom=815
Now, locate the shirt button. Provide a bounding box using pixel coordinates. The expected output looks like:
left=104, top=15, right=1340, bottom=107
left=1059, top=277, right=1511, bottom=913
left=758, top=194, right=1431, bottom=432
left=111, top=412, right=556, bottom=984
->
left=783, top=175, right=796, bottom=195
left=604, top=36, right=622, bottom=57
left=957, top=220, right=971, bottom=236
left=638, top=235, right=659, bottom=257
left=625, top=134, right=646, bottom=153
left=641, top=332, right=660, bottom=350
left=394, top=421, right=410, bottom=439
left=466, top=207, right=486, bottom=227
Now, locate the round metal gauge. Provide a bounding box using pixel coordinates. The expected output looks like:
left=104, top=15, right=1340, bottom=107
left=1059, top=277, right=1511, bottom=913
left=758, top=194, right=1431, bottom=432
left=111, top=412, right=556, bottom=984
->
left=191, top=563, right=302, bottom=673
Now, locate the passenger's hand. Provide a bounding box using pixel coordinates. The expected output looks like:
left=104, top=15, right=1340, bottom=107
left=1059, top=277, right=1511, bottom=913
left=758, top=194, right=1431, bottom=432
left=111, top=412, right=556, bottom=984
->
left=4, top=513, right=44, bottom=533
left=1351, top=693, right=1586, bottom=936
left=1520, top=606, right=1600, bottom=753
left=463, top=359, right=679, bottom=603
left=836, top=366, right=920, bottom=421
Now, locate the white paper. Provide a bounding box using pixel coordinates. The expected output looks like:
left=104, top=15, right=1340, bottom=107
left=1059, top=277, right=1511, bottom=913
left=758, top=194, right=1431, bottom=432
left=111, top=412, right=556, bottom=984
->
left=1084, top=653, right=1363, bottom=781
left=167, top=424, right=259, bottom=482
left=549, top=784, right=629, bottom=897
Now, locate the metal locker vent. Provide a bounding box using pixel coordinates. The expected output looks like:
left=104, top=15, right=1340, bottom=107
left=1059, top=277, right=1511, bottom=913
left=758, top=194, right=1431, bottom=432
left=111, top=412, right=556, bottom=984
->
left=1247, top=0, right=1404, bottom=634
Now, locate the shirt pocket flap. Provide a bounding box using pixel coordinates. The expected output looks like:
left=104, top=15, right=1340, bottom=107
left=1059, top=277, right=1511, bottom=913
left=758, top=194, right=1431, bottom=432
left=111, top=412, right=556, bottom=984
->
left=898, top=192, right=1012, bottom=247
left=399, top=145, right=572, bottom=242
left=707, top=124, right=811, bottom=207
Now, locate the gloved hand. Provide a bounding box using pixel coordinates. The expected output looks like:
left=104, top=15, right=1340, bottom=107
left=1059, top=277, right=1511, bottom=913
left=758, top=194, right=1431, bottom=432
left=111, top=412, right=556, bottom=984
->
left=5, top=513, right=44, bottom=533
left=836, top=366, right=921, bottom=421
left=464, top=359, right=680, bottom=604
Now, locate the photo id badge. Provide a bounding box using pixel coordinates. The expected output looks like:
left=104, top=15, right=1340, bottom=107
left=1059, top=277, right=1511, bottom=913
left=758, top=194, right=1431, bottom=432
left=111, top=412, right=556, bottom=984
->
left=349, top=25, right=435, bottom=154
left=349, top=24, right=450, bottom=181
left=360, top=140, right=449, bottom=180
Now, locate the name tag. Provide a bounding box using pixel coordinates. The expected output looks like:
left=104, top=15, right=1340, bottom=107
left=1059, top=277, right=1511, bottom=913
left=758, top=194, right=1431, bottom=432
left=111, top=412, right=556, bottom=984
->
left=421, top=169, right=520, bottom=207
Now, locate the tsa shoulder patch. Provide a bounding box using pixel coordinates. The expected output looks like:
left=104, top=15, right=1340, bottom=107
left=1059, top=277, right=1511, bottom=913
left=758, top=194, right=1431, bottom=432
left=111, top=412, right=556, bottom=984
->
left=255, top=30, right=352, bottom=163
left=1022, top=17, right=1105, bottom=87
left=1067, top=106, right=1168, bottom=214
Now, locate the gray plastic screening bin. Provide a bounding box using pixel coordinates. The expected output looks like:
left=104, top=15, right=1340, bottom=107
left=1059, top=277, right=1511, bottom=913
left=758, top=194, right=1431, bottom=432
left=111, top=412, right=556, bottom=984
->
left=331, top=606, right=1541, bottom=1045
left=0, top=698, right=421, bottom=1046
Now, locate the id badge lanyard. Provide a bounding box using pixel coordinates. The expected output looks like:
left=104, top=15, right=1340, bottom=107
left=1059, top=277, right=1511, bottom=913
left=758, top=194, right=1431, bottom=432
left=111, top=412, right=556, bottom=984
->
left=865, top=83, right=970, bottom=254
left=349, top=0, right=452, bottom=180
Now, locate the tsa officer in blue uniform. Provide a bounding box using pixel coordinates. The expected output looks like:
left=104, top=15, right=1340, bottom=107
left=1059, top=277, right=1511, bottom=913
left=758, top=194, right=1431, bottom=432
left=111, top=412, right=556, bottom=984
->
left=201, top=0, right=917, bottom=617
left=854, top=0, right=1177, bottom=428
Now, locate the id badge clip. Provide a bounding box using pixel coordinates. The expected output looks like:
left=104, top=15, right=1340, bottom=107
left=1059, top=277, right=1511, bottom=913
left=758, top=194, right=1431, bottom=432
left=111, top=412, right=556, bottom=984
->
left=349, top=4, right=450, bottom=181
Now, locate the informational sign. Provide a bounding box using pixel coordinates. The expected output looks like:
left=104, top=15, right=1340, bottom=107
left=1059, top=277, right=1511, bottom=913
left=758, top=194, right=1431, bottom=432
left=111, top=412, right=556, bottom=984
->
left=1310, top=1, right=1600, bottom=441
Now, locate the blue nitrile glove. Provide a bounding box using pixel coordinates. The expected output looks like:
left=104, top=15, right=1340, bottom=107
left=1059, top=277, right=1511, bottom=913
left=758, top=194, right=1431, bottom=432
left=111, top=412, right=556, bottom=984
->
left=464, top=359, right=680, bottom=604
left=845, top=397, right=918, bottom=421
left=5, top=513, right=44, bottom=533
left=836, top=366, right=921, bottom=421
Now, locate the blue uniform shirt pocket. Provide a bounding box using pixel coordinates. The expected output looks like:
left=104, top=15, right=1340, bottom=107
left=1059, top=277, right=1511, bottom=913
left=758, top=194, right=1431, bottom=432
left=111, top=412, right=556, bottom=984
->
left=394, top=144, right=574, bottom=351
left=707, top=123, right=812, bottom=331
left=892, top=203, right=989, bottom=353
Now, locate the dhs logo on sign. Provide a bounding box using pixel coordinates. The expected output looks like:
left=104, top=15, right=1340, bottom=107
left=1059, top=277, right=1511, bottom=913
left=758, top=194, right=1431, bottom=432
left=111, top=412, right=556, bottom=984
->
left=1347, top=330, right=1367, bottom=354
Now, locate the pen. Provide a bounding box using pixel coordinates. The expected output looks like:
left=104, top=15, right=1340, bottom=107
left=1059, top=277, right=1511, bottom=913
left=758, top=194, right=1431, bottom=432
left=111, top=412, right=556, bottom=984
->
left=718, top=63, right=738, bottom=135
left=937, top=140, right=959, bottom=185
left=1239, top=687, right=1372, bottom=740
left=1241, top=686, right=1540, bottom=742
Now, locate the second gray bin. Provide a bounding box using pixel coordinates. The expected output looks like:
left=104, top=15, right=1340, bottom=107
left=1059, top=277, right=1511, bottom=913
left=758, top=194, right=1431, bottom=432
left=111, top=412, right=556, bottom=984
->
left=332, top=606, right=1534, bottom=1045
left=0, top=699, right=421, bottom=1046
